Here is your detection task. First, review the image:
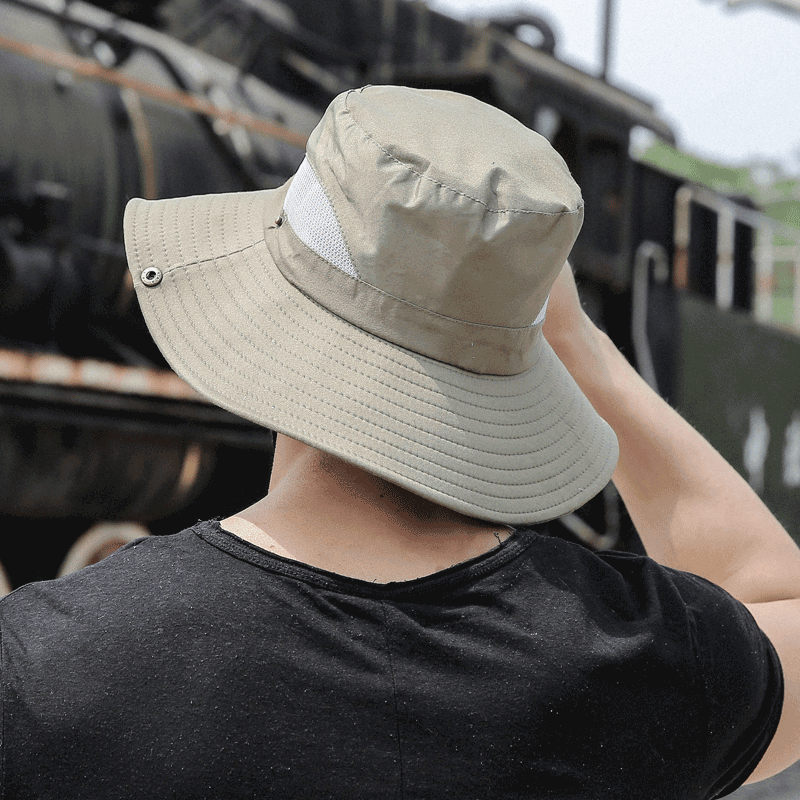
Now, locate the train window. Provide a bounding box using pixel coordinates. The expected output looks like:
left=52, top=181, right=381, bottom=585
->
left=733, top=220, right=755, bottom=312
left=533, top=106, right=560, bottom=142
left=582, top=137, right=625, bottom=256
left=551, top=119, right=580, bottom=181
left=673, top=188, right=758, bottom=312
left=628, top=125, right=657, bottom=160
left=688, top=202, right=718, bottom=302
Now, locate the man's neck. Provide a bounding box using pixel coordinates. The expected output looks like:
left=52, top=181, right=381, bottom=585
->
left=221, top=434, right=512, bottom=583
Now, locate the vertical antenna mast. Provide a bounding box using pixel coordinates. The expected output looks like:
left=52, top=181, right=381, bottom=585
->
left=600, top=0, right=616, bottom=81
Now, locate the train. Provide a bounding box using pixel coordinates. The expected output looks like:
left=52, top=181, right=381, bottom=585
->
left=2, top=0, right=799, bottom=589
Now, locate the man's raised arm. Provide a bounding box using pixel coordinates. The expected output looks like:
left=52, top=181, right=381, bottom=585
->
left=543, top=262, right=800, bottom=783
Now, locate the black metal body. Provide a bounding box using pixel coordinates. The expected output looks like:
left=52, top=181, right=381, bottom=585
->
left=0, top=0, right=320, bottom=583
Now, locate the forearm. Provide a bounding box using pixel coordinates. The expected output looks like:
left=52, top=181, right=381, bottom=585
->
left=556, top=312, right=800, bottom=604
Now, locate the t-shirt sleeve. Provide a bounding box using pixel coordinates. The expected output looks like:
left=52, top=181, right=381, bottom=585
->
left=674, top=571, right=784, bottom=798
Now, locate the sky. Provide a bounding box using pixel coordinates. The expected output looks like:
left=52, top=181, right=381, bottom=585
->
left=427, top=0, right=800, bottom=173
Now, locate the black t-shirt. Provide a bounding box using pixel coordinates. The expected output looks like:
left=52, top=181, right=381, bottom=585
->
left=0, top=521, right=783, bottom=799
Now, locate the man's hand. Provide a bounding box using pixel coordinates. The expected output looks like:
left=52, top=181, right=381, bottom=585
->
left=542, top=261, right=587, bottom=351
left=543, top=262, right=609, bottom=403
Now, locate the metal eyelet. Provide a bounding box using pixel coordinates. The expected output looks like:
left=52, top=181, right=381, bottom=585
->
left=141, top=267, right=163, bottom=287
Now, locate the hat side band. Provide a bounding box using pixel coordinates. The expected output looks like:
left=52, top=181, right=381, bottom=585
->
left=267, top=218, right=544, bottom=376
left=273, top=161, right=545, bottom=376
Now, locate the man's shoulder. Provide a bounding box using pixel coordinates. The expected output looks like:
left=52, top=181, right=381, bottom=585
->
left=0, top=523, right=217, bottom=635
left=525, top=533, right=714, bottom=624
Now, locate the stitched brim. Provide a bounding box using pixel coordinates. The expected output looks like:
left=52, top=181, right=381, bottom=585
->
left=124, top=187, right=618, bottom=524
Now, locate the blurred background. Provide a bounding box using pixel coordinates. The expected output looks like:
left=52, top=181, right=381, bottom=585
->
left=0, top=0, right=799, bottom=793
left=1, top=0, right=798, bottom=566
left=435, top=0, right=800, bottom=169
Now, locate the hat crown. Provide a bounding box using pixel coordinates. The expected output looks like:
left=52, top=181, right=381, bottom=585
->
left=273, top=86, right=583, bottom=374
left=307, top=86, right=583, bottom=331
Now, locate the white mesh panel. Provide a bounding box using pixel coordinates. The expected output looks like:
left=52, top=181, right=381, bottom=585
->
left=283, top=158, right=358, bottom=278
left=534, top=295, right=549, bottom=326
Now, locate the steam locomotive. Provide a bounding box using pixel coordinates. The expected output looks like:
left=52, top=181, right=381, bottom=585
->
left=2, top=0, right=799, bottom=589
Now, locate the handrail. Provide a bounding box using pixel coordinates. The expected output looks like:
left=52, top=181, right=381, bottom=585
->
left=674, top=183, right=800, bottom=328
left=0, top=31, right=309, bottom=149
left=631, top=241, right=668, bottom=392
left=0, top=348, right=203, bottom=400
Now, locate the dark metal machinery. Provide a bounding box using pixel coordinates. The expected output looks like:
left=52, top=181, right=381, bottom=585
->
left=2, top=0, right=798, bottom=586
left=0, top=0, right=319, bottom=585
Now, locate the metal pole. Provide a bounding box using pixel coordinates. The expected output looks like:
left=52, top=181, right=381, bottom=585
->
left=600, top=0, right=616, bottom=82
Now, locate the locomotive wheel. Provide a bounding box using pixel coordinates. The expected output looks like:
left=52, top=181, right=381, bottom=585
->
left=0, top=560, right=12, bottom=598
left=57, top=521, right=150, bottom=577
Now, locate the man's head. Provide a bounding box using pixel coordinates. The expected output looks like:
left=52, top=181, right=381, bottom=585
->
left=124, top=85, right=618, bottom=524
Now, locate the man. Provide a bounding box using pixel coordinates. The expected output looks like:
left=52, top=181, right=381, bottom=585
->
left=0, top=85, right=797, bottom=798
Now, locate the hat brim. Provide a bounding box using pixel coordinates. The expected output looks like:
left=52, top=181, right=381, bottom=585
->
left=123, top=185, right=618, bottom=525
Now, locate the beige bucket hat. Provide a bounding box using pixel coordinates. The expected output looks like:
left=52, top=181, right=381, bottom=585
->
left=123, top=85, right=618, bottom=524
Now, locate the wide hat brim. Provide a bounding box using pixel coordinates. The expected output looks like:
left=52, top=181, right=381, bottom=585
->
left=124, top=183, right=618, bottom=525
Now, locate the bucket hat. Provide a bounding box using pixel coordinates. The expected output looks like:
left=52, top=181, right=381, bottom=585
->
left=123, top=85, right=618, bottom=524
